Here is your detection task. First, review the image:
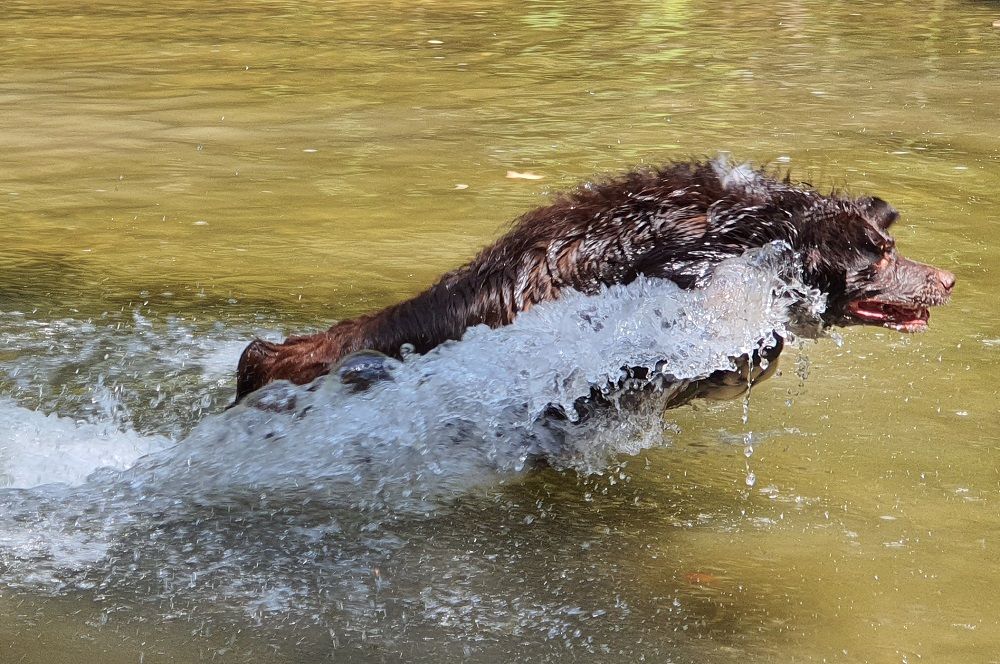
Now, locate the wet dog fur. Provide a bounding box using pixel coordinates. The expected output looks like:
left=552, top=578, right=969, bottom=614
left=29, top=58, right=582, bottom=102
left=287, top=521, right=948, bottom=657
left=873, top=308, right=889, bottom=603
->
left=234, top=158, right=954, bottom=404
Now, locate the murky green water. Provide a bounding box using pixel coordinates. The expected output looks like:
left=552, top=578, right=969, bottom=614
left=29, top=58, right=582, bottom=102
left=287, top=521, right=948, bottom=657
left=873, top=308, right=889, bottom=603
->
left=1, top=1, right=998, bottom=662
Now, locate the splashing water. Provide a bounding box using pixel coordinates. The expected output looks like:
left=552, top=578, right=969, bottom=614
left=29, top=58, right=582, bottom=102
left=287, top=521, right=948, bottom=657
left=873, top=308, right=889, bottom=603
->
left=0, top=309, right=254, bottom=438
left=0, top=242, right=823, bottom=625
left=0, top=400, right=169, bottom=488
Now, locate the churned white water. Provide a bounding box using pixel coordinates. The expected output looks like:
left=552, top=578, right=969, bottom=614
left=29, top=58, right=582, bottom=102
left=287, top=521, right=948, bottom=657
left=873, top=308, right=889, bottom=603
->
left=0, top=242, right=822, bottom=621
left=0, top=400, right=169, bottom=487
left=0, top=309, right=253, bottom=439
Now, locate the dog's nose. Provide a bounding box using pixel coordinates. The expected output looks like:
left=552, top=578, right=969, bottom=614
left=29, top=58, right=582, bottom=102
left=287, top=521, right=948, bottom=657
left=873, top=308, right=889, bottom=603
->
left=937, top=269, right=956, bottom=293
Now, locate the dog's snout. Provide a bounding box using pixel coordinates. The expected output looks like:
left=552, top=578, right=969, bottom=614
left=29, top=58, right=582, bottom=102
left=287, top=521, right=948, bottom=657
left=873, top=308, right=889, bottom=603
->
left=936, top=269, right=956, bottom=293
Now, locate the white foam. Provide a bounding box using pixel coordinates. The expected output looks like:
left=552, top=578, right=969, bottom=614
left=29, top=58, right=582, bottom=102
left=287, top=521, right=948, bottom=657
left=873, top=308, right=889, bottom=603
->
left=0, top=310, right=256, bottom=439
left=0, top=400, right=169, bottom=488
left=117, top=242, right=807, bottom=511
left=0, top=242, right=823, bottom=607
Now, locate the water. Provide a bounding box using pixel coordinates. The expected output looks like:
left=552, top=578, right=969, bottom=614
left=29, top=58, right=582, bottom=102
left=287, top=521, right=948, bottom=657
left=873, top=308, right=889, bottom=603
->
left=0, top=308, right=250, bottom=439
left=1, top=0, right=998, bottom=662
left=0, top=247, right=805, bottom=660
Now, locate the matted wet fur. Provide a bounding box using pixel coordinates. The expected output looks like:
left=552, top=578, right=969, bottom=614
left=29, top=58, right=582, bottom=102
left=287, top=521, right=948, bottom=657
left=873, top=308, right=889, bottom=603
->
left=234, top=158, right=954, bottom=404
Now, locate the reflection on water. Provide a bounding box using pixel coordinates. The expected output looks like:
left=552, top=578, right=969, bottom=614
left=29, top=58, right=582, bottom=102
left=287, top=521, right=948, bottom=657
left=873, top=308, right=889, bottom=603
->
left=0, top=0, right=998, bottom=662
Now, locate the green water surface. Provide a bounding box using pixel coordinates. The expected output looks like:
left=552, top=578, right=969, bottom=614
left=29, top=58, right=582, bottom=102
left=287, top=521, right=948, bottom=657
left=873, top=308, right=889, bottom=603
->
left=0, top=1, right=998, bottom=662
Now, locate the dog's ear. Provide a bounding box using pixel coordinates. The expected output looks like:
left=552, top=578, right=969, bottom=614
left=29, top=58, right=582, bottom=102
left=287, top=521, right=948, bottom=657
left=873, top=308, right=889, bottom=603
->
left=861, top=197, right=898, bottom=229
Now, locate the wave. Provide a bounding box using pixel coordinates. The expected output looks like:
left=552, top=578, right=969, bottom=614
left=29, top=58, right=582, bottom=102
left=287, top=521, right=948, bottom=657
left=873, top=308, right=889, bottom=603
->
left=0, top=242, right=820, bottom=621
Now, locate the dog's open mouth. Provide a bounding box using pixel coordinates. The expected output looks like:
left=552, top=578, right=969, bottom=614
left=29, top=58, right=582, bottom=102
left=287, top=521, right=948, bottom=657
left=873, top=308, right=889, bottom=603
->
left=846, top=299, right=930, bottom=332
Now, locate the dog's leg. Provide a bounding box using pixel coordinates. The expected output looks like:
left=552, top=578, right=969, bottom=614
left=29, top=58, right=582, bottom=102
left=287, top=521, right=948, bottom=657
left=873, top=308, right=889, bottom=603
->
left=334, top=350, right=397, bottom=392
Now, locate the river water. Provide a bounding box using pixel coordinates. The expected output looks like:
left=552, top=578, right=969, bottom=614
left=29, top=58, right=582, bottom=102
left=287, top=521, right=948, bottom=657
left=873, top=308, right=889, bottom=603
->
left=0, top=1, right=997, bottom=662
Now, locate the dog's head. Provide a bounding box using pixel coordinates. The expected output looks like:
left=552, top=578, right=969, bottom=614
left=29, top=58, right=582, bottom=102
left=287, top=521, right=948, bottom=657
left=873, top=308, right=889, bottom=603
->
left=796, top=196, right=955, bottom=332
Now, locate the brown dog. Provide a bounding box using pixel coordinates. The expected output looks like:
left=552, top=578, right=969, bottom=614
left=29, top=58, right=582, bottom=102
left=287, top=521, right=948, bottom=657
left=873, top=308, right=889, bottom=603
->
left=234, top=159, right=954, bottom=404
